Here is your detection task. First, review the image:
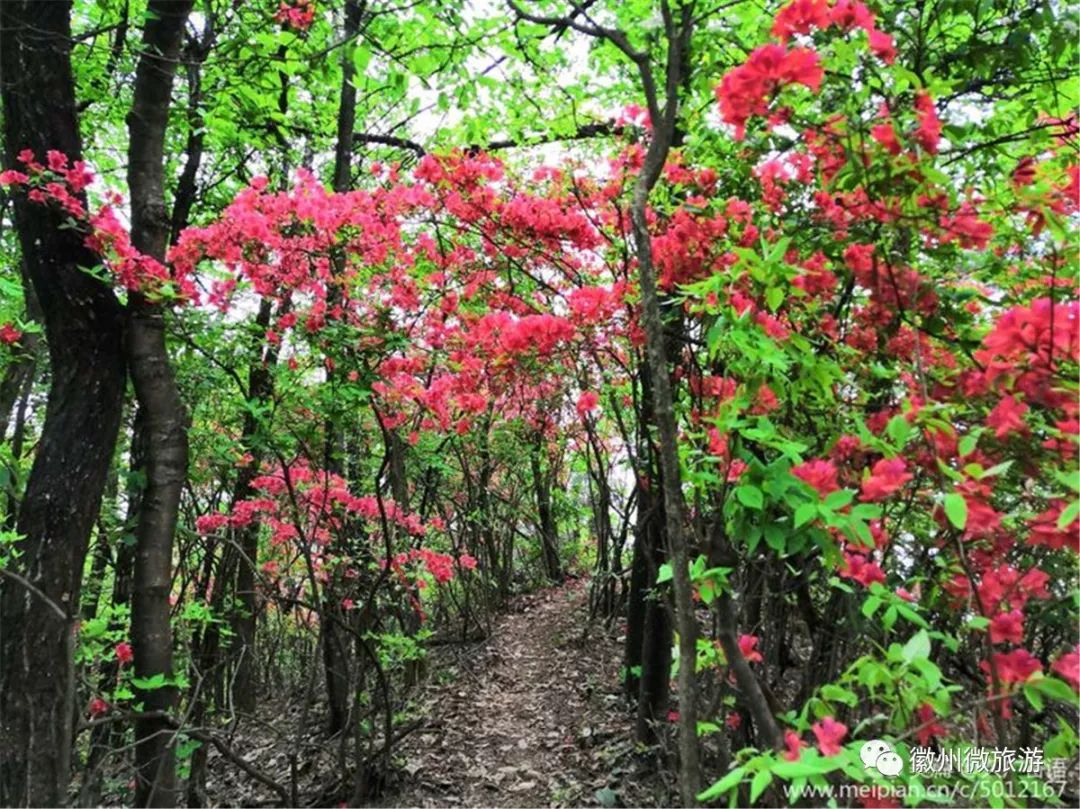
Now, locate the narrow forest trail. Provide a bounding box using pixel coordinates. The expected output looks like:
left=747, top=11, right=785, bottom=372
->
left=387, top=579, right=665, bottom=808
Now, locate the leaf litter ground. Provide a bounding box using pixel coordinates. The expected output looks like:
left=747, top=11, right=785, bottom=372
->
left=383, top=578, right=671, bottom=808
left=203, top=579, right=670, bottom=807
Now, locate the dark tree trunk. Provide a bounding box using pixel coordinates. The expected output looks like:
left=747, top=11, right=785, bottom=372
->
left=226, top=294, right=286, bottom=713
left=81, top=414, right=146, bottom=807
left=634, top=481, right=671, bottom=743
left=81, top=465, right=120, bottom=623
left=319, top=0, right=366, bottom=736
left=623, top=508, right=648, bottom=699
left=637, top=593, right=673, bottom=743
left=2, top=338, right=38, bottom=530
left=185, top=327, right=274, bottom=803
left=125, top=2, right=194, bottom=804
left=230, top=346, right=275, bottom=713
left=530, top=434, right=562, bottom=583
left=585, top=426, right=616, bottom=618
left=0, top=3, right=127, bottom=805
left=624, top=6, right=701, bottom=800
left=169, top=28, right=214, bottom=247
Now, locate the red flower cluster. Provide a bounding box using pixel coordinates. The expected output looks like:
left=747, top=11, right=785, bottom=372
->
left=388, top=548, right=477, bottom=585
left=982, top=648, right=1041, bottom=685
left=114, top=641, right=134, bottom=666
left=738, top=633, right=764, bottom=663
left=1052, top=647, right=1080, bottom=692
left=1, top=149, right=192, bottom=299
left=88, top=697, right=110, bottom=718
left=988, top=609, right=1024, bottom=645
left=985, top=394, right=1028, bottom=438
left=715, top=45, right=823, bottom=139
left=839, top=551, right=886, bottom=588
left=915, top=704, right=946, bottom=746
left=859, top=458, right=912, bottom=501
left=978, top=298, right=1080, bottom=383
left=791, top=458, right=840, bottom=496
left=274, top=0, right=315, bottom=31
left=812, top=716, right=847, bottom=756
left=576, top=390, right=600, bottom=418
left=783, top=729, right=806, bottom=761
left=718, top=0, right=896, bottom=139
left=0, top=323, right=22, bottom=345
left=772, top=0, right=896, bottom=63
left=913, top=91, right=942, bottom=154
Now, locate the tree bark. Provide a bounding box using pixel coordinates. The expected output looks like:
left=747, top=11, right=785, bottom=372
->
left=81, top=413, right=146, bottom=807
left=530, top=434, right=563, bottom=582
left=319, top=0, right=366, bottom=736
left=125, top=2, right=194, bottom=805
left=634, top=483, right=672, bottom=743
left=0, top=3, right=127, bottom=805
left=625, top=4, right=701, bottom=802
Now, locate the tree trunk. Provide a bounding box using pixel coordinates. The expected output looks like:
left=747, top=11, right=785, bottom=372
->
left=0, top=4, right=127, bottom=805
left=623, top=506, right=648, bottom=699
left=81, top=413, right=146, bottom=807
left=319, top=0, right=366, bottom=736
left=228, top=295, right=288, bottom=710
left=125, top=2, right=194, bottom=804
left=626, top=6, right=700, bottom=800
left=531, top=434, right=562, bottom=582
left=635, top=483, right=672, bottom=743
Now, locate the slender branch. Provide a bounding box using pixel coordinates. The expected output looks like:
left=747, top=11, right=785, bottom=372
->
left=0, top=567, right=69, bottom=620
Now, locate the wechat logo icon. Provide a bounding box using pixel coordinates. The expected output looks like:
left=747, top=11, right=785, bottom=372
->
left=861, top=739, right=903, bottom=778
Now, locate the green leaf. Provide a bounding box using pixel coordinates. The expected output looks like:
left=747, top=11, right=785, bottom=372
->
left=912, top=656, right=943, bottom=690
left=823, top=489, right=854, bottom=510
left=935, top=457, right=964, bottom=482
left=902, top=630, right=931, bottom=664
left=958, top=433, right=978, bottom=457
left=1058, top=499, right=1080, bottom=529
left=772, top=755, right=844, bottom=778
left=1031, top=675, right=1079, bottom=705
left=749, top=769, right=773, bottom=804
left=943, top=493, right=967, bottom=530
left=765, top=286, right=785, bottom=312
left=735, top=485, right=764, bottom=510
left=852, top=518, right=873, bottom=547
left=764, top=524, right=786, bottom=552
left=794, top=502, right=817, bottom=528
left=896, top=603, right=929, bottom=628
left=698, top=579, right=717, bottom=605
left=886, top=414, right=911, bottom=447
left=980, top=461, right=1014, bottom=478
left=788, top=776, right=805, bottom=804
left=821, top=683, right=858, bottom=706
left=850, top=503, right=881, bottom=520
left=698, top=766, right=746, bottom=802
left=595, top=787, right=618, bottom=808
left=656, top=563, right=673, bottom=584
left=883, top=605, right=898, bottom=631
left=131, top=673, right=168, bottom=690
left=862, top=595, right=881, bottom=618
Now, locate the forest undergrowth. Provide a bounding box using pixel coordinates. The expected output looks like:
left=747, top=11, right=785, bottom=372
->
left=197, top=579, right=669, bottom=809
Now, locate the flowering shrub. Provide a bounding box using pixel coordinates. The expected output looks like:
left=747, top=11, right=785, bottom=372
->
left=1, top=150, right=194, bottom=299
left=689, top=0, right=1079, bottom=802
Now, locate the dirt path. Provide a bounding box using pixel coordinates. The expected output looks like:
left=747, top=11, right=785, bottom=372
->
left=387, top=578, right=658, bottom=808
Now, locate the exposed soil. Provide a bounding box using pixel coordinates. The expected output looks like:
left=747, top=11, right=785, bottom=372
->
left=384, top=578, right=670, bottom=808
left=202, top=579, right=670, bottom=808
